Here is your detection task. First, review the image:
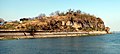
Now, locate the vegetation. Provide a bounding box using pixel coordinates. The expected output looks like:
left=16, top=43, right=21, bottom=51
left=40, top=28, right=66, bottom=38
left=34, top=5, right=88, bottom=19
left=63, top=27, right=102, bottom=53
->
left=0, top=9, right=110, bottom=32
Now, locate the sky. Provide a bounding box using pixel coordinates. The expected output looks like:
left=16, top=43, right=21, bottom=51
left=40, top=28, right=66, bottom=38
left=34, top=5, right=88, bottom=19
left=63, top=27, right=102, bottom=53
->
left=0, top=0, right=120, bottom=31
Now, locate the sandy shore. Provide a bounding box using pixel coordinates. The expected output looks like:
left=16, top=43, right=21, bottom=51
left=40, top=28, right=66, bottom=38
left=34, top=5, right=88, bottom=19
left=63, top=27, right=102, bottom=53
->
left=0, top=31, right=107, bottom=40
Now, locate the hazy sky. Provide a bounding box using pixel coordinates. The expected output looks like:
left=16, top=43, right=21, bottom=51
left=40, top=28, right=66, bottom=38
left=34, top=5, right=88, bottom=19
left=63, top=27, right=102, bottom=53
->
left=0, top=0, right=120, bottom=31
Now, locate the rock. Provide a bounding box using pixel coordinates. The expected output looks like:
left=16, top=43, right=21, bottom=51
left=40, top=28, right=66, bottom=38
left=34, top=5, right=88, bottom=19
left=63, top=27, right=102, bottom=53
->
left=105, top=27, right=110, bottom=33
left=66, top=21, right=72, bottom=26
left=72, top=22, right=82, bottom=31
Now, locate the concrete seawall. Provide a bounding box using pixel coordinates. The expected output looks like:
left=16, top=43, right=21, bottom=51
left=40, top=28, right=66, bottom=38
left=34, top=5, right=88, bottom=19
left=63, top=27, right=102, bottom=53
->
left=0, top=31, right=107, bottom=40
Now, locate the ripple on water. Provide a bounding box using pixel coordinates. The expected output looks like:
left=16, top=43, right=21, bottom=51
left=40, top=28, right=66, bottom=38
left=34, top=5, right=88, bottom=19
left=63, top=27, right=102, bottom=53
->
left=0, top=33, right=120, bottom=54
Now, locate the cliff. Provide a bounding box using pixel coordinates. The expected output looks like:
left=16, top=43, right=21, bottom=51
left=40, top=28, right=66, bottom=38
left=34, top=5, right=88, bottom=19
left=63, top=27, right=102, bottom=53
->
left=0, top=9, right=110, bottom=33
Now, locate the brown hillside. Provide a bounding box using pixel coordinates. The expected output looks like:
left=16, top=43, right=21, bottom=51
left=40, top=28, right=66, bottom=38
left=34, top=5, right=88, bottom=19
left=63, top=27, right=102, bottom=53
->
left=1, top=9, right=110, bottom=32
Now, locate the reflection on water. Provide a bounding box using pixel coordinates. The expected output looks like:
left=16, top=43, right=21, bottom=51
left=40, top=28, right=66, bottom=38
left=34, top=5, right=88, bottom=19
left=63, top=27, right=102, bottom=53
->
left=0, top=33, right=120, bottom=54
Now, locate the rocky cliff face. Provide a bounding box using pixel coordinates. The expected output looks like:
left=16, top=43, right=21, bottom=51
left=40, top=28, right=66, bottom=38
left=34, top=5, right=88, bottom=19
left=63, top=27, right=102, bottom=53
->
left=1, top=9, right=110, bottom=32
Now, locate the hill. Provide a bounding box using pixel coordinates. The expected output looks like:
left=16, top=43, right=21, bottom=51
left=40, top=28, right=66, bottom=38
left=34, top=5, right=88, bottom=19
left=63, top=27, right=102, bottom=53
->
left=0, top=9, right=110, bottom=33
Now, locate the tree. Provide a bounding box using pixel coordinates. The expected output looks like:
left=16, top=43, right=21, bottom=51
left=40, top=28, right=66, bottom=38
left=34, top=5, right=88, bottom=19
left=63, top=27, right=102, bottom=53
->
left=0, top=18, right=4, bottom=23
left=50, top=12, right=54, bottom=16
left=0, top=18, right=4, bottom=25
left=20, top=18, right=29, bottom=21
left=59, top=12, right=65, bottom=16
left=55, top=10, right=60, bottom=16
left=26, top=24, right=37, bottom=36
left=68, top=9, right=72, bottom=12
left=76, top=10, right=81, bottom=14
left=38, top=13, right=46, bottom=18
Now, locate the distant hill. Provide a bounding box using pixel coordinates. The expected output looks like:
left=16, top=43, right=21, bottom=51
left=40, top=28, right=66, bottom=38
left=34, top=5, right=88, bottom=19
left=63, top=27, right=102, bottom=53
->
left=0, top=9, right=110, bottom=33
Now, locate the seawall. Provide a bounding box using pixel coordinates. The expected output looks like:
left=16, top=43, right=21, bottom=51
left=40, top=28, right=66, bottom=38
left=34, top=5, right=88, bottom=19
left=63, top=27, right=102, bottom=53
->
left=0, top=31, right=108, bottom=40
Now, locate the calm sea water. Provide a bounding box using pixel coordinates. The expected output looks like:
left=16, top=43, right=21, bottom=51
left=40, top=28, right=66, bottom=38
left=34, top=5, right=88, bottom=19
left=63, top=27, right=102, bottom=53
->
left=0, top=33, right=120, bottom=54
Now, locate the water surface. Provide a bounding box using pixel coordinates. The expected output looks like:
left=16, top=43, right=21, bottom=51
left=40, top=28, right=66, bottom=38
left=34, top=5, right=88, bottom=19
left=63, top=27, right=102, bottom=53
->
left=0, top=33, right=120, bottom=54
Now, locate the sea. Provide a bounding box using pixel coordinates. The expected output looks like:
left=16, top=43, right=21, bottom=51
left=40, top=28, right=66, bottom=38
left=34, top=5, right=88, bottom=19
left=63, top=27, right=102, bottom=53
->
left=0, top=33, right=120, bottom=54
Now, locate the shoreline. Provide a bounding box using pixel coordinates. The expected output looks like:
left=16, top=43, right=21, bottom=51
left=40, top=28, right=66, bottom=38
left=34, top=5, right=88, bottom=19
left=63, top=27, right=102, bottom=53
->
left=0, top=31, right=108, bottom=40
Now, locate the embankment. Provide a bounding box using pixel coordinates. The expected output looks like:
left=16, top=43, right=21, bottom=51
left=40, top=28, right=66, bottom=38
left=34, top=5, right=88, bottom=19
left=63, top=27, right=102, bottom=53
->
left=0, top=31, right=108, bottom=40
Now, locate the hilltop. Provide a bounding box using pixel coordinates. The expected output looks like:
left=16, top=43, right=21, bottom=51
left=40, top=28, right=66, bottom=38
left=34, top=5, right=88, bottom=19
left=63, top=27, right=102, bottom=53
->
left=0, top=9, right=110, bottom=33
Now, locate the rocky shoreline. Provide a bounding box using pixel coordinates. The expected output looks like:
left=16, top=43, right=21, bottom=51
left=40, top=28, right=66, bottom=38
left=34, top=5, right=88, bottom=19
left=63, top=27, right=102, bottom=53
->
left=0, top=31, right=108, bottom=40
